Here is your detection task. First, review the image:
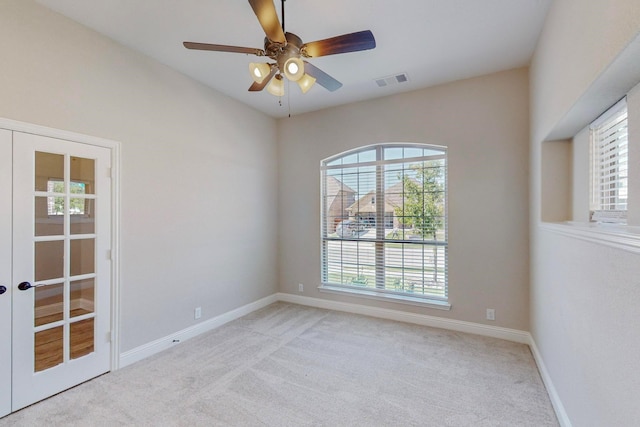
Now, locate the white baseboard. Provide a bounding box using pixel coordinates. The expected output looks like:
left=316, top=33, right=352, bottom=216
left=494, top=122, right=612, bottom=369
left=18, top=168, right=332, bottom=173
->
left=527, top=334, right=572, bottom=427
left=277, top=293, right=530, bottom=344
left=118, top=294, right=278, bottom=368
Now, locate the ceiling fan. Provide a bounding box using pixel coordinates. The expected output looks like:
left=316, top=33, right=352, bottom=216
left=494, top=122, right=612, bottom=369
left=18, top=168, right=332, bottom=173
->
left=183, top=0, right=376, bottom=96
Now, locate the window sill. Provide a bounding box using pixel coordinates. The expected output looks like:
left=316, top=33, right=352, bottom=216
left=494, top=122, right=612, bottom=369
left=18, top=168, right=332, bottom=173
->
left=540, top=221, right=640, bottom=254
left=318, top=284, right=451, bottom=310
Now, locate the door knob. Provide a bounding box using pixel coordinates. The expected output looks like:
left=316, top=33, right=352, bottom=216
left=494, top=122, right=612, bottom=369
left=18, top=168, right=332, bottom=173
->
left=18, top=281, right=33, bottom=291
left=0, top=285, right=6, bottom=294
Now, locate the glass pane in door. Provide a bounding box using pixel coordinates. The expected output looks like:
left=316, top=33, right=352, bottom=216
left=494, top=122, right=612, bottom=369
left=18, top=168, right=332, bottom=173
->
left=70, top=156, right=95, bottom=195
left=70, top=239, right=95, bottom=276
left=70, top=278, right=94, bottom=317
left=35, top=152, right=63, bottom=192
left=35, top=326, right=64, bottom=372
left=35, top=240, right=64, bottom=281
left=70, top=198, right=94, bottom=234
left=35, top=196, right=64, bottom=236
left=70, top=319, right=94, bottom=360
left=34, top=283, right=64, bottom=326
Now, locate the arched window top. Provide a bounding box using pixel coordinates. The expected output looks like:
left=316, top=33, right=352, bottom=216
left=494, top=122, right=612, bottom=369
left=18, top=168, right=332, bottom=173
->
left=323, top=143, right=446, bottom=168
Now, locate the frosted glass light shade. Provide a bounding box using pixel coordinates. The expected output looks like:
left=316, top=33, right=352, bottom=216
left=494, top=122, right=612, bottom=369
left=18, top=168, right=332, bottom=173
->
left=267, top=75, right=284, bottom=97
left=249, top=62, right=271, bottom=84
left=297, top=73, right=316, bottom=94
left=283, top=57, right=304, bottom=81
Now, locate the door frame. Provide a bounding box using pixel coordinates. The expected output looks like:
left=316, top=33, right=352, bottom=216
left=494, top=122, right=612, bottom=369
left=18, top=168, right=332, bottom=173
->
left=0, top=129, right=13, bottom=418
left=0, top=118, right=121, bottom=371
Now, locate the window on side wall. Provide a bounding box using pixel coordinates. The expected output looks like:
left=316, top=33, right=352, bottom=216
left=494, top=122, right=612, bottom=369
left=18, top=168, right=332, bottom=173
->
left=590, top=98, right=628, bottom=224
left=320, top=144, right=448, bottom=305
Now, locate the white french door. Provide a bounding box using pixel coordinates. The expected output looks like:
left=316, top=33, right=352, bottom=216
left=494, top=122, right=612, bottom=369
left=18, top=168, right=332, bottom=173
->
left=0, top=129, right=113, bottom=415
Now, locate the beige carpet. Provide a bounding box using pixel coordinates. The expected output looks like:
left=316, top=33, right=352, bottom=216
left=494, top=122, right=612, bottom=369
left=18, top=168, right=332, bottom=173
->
left=1, top=302, right=558, bottom=426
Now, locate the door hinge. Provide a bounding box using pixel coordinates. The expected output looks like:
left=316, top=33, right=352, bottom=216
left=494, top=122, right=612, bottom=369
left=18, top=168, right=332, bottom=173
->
left=106, top=249, right=112, bottom=260
left=106, top=167, right=112, bottom=178
left=106, top=331, right=111, bottom=343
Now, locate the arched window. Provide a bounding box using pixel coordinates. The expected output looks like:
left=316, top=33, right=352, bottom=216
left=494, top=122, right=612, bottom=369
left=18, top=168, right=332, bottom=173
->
left=321, top=144, right=448, bottom=305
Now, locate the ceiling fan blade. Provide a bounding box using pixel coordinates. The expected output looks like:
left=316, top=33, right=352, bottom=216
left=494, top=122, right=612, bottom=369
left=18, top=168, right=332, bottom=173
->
left=183, top=42, right=264, bottom=56
left=301, top=30, right=376, bottom=58
left=248, top=65, right=278, bottom=92
left=248, top=0, right=286, bottom=44
left=304, top=61, right=343, bottom=92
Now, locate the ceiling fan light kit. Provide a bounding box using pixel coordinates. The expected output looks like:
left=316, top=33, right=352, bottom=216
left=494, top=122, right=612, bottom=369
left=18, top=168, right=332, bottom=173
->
left=249, top=62, right=272, bottom=84
left=283, top=57, right=304, bottom=81
left=183, top=0, right=376, bottom=97
left=266, top=74, right=285, bottom=97
left=297, top=73, right=316, bottom=94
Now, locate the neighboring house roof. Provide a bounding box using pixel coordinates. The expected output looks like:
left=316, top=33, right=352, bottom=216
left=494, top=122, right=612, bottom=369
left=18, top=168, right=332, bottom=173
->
left=326, top=176, right=356, bottom=213
left=326, top=175, right=356, bottom=195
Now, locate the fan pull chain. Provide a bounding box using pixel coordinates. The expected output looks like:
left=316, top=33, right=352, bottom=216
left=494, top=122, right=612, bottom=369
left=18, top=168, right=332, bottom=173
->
left=288, top=79, right=291, bottom=117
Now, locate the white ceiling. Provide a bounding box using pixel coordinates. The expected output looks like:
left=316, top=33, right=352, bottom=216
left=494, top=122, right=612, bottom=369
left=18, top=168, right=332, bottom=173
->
left=36, top=0, right=552, bottom=118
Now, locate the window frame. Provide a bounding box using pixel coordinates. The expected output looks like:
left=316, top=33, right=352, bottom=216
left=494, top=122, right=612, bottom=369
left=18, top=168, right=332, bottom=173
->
left=320, top=143, right=450, bottom=309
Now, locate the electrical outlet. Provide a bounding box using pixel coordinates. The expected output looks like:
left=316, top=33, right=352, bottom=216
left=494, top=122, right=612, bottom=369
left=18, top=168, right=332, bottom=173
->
left=486, top=308, right=495, bottom=321
left=298, top=283, right=304, bottom=292
left=194, top=307, right=202, bottom=319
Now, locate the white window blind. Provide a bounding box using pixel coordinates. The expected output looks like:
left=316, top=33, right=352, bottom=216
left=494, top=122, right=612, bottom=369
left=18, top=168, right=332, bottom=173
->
left=590, top=99, right=628, bottom=223
left=321, top=144, right=448, bottom=302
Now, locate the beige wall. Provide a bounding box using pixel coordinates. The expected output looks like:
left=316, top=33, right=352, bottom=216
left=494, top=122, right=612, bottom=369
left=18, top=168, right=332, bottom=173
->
left=530, top=0, right=640, bottom=424
left=540, top=140, right=572, bottom=222
left=571, top=127, right=591, bottom=223
left=278, top=68, right=531, bottom=330
left=0, top=0, right=278, bottom=352
left=530, top=0, right=640, bottom=144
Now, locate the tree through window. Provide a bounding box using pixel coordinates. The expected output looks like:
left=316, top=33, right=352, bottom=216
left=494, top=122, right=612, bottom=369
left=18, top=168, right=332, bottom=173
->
left=321, top=144, right=448, bottom=301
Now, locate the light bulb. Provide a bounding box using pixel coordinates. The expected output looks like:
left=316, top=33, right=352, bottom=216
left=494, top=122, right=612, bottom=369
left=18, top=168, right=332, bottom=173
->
left=249, top=62, right=271, bottom=84
left=267, top=75, right=284, bottom=97
left=283, top=57, right=305, bottom=81
left=297, top=73, right=316, bottom=94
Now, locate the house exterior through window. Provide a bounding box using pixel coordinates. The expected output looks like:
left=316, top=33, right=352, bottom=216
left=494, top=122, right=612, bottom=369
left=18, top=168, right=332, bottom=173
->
left=321, top=144, right=448, bottom=304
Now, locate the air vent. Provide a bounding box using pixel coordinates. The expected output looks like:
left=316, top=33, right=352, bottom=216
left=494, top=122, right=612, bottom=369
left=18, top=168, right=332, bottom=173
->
left=375, top=72, right=409, bottom=87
